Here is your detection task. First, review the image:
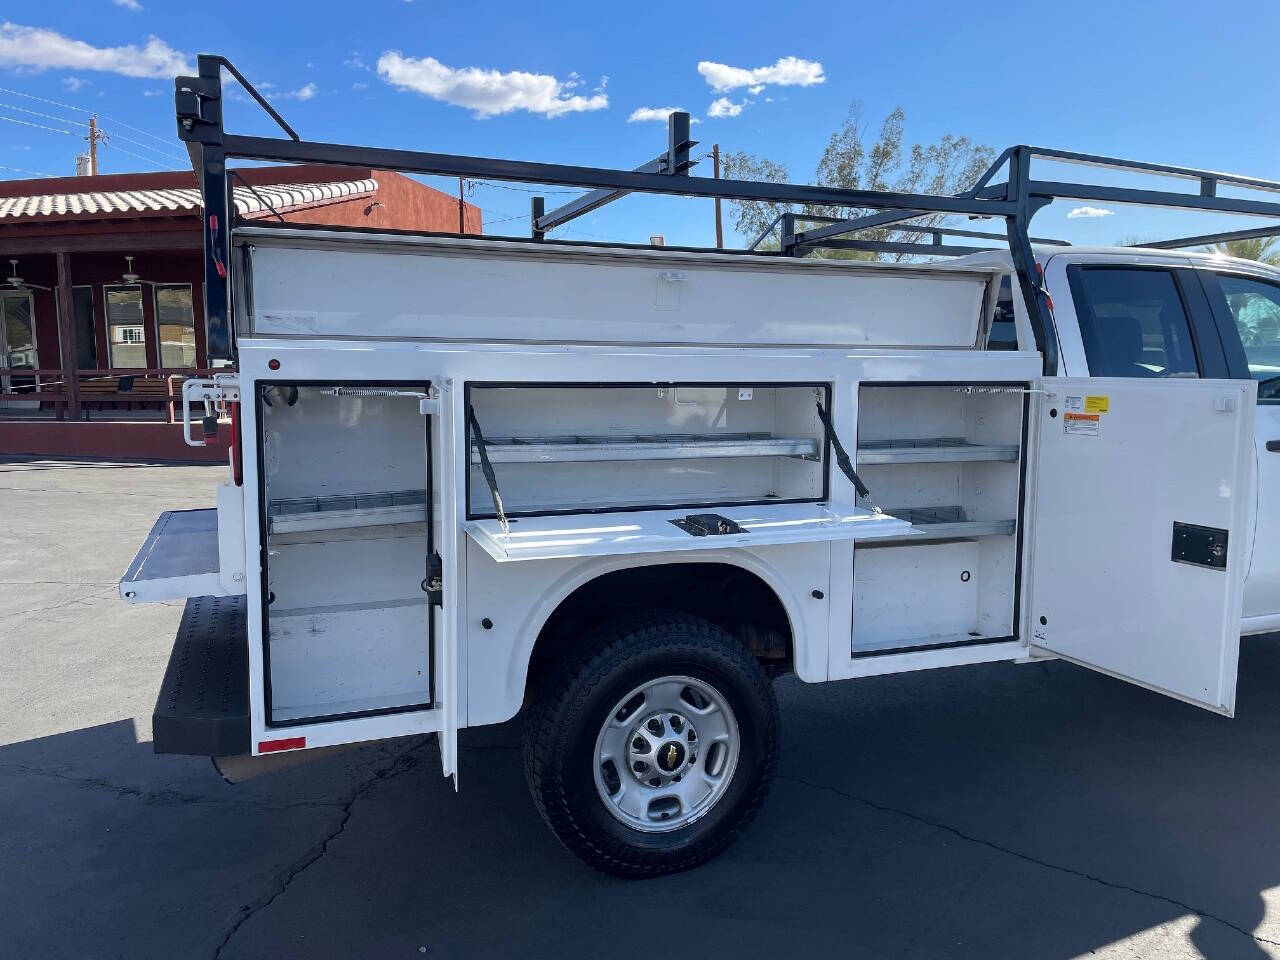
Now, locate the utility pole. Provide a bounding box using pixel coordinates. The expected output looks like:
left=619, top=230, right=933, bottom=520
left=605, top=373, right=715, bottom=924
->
left=85, top=115, right=107, bottom=175
left=712, top=144, right=723, bottom=249
left=458, top=176, right=466, bottom=234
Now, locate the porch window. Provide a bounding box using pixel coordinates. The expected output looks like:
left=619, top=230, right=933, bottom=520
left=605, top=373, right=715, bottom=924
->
left=154, top=284, right=196, bottom=368
left=1, top=291, right=37, bottom=394
left=71, top=286, right=97, bottom=369
left=105, top=285, right=146, bottom=368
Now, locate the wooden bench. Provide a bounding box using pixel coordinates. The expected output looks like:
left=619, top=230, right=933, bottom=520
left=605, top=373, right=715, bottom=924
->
left=78, top=376, right=182, bottom=418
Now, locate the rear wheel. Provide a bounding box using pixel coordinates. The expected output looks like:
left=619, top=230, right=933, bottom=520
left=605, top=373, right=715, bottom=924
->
left=523, top=610, right=778, bottom=878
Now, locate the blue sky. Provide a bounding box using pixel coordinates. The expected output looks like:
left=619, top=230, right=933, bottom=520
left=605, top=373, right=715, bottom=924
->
left=2, top=0, right=1278, bottom=249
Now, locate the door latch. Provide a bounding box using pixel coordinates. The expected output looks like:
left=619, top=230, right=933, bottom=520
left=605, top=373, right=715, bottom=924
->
left=182, top=374, right=240, bottom=447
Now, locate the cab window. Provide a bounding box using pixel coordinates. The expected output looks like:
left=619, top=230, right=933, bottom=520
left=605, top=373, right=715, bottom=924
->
left=1215, top=274, right=1280, bottom=402
left=1068, top=267, right=1201, bottom=378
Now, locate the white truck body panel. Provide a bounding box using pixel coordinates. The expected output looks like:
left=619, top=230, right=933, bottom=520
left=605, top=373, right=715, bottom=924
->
left=246, top=233, right=993, bottom=349
left=123, top=234, right=1259, bottom=766
left=1028, top=376, right=1255, bottom=713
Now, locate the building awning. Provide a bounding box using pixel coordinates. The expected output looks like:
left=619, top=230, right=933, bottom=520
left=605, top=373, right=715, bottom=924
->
left=0, top=179, right=379, bottom=224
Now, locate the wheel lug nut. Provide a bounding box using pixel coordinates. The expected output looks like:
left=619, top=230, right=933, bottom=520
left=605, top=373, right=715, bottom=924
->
left=686, top=730, right=697, bottom=743
left=646, top=718, right=663, bottom=735
left=670, top=716, right=683, bottom=733
left=632, top=736, right=647, bottom=751
left=633, top=761, right=647, bottom=773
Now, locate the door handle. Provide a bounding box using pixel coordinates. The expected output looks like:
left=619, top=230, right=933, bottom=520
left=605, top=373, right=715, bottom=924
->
left=1267, top=440, right=1280, bottom=452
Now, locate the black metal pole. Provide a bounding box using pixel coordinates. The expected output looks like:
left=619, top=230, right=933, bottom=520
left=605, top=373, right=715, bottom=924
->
left=531, top=196, right=545, bottom=241
left=1004, top=146, right=1058, bottom=377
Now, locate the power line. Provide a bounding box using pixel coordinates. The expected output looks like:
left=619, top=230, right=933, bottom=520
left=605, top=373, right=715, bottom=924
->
left=0, top=84, right=180, bottom=151
left=0, top=97, right=185, bottom=163
left=0, top=114, right=77, bottom=136
left=0, top=163, right=54, bottom=178
left=98, top=140, right=170, bottom=170
left=0, top=100, right=84, bottom=128
left=100, top=129, right=185, bottom=164
left=476, top=180, right=581, bottom=196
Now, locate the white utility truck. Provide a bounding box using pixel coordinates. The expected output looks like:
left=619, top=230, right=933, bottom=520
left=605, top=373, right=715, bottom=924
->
left=120, top=58, right=1280, bottom=876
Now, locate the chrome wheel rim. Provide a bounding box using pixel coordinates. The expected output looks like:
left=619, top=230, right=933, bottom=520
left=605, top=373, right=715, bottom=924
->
left=593, top=675, right=740, bottom=834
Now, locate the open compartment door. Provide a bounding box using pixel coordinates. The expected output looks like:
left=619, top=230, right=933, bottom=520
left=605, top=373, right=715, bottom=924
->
left=251, top=379, right=457, bottom=769
left=436, top=378, right=460, bottom=783
left=1028, top=377, right=1255, bottom=714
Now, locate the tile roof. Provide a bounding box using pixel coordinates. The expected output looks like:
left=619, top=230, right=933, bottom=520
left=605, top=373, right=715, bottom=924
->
left=0, top=178, right=379, bottom=223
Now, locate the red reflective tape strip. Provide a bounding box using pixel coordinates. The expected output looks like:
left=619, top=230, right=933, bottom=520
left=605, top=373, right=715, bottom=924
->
left=209, top=214, right=218, bottom=232
left=259, top=737, right=306, bottom=753
left=229, top=401, right=243, bottom=486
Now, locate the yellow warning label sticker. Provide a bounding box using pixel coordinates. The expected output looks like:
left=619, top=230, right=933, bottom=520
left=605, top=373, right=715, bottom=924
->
left=1064, top=412, right=1100, bottom=436
left=1084, top=395, right=1109, bottom=413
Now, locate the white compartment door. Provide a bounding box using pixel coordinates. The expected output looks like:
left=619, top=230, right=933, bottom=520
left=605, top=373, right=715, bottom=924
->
left=1028, top=377, right=1255, bottom=714
left=435, top=378, right=460, bottom=782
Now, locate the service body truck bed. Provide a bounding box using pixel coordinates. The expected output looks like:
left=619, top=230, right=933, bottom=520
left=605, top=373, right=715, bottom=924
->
left=115, top=57, right=1278, bottom=875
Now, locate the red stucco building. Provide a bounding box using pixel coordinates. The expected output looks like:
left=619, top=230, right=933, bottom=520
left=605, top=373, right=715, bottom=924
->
left=0, top=165, right=480, bottom=459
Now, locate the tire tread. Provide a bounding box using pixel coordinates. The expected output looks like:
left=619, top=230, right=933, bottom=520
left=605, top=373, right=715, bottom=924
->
left=522, top=609, right=777, bottom=878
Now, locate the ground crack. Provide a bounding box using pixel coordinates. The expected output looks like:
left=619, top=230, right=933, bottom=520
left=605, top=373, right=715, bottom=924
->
left=211, top=737, right=431, bottom=960
left=780, top=773, right=1280, bottom=949
left=2, top=762, right=343, bottom=812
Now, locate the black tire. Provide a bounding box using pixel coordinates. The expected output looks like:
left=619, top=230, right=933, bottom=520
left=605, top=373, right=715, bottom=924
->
left=522, top=609, right=778, bottom=878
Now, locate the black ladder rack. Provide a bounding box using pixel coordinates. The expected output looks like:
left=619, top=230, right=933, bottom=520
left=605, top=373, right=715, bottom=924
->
left=175, top=54, right=1280, bottom=379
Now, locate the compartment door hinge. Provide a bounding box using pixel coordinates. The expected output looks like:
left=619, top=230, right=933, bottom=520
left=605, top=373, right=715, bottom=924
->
left=423, top=551, right=444, bottom=606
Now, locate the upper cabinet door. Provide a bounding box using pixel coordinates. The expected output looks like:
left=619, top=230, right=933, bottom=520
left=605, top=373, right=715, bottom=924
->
left=1028, top=376, right=1255, bottom=714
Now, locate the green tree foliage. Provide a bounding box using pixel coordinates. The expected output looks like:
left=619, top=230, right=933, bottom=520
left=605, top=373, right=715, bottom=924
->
left=720, top=102, right=996, bottom=260
left=1203, top=236, right=1280, bottom=265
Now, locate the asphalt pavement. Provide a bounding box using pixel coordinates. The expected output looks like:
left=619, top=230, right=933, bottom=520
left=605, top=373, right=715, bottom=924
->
left=3, top=456, right=1279, bottom=960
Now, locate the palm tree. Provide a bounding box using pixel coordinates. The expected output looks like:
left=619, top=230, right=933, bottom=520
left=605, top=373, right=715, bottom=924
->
left=1202, top=235, right=1280, bottom=265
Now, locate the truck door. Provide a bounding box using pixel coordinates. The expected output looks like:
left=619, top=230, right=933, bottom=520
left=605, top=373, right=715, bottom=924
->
left=1028, top=376, right=1255, bottom=713
left=1197, top=267, right=1280, bottom=631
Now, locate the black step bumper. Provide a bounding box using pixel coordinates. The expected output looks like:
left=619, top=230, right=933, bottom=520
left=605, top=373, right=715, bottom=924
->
left=153, top=595, right=250, bottom=756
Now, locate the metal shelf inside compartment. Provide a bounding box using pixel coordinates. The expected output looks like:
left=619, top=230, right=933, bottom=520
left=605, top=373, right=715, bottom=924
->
left=470, top=432, right=820, bottom=464
left=863, top=505, right=1016, bottom=543
left=856, top=437, right=1020, bottom=464
left=267, top=488, right=427, bottom=534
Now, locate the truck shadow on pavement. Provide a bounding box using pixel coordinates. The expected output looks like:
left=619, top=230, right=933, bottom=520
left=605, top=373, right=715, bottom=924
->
left=5, top=637, right=1280, bottom=960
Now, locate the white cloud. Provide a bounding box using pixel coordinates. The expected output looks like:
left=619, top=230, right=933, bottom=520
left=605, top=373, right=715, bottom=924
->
left=1067, top=205, right=1114, bottom=219
left=277, top=81, right=317, bottom=101
left=344, top=53, right=370, bottom=71
left=113, top=0, right=143, bottom=9
left=377, top=52, right=608, bottom=117
left=0, top=22, right=191, bottom=79
left=628, top=106, right=685, bottom=123
left=142, top=88, right=162, bottom=97
left=352, top=81, right=368, bottom=91
left=697, top=56, right=824, bottom=93
left=62, top=76, right=87, bottom=92
left=707, top=96, right=746, bottom=119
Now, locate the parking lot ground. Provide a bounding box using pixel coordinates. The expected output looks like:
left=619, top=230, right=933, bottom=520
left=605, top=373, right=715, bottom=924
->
left=3, top=456, right=1280, bottom=960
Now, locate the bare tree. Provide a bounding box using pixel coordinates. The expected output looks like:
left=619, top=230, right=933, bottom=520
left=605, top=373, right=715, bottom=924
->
left=721, top=102, right=996, bottom=260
